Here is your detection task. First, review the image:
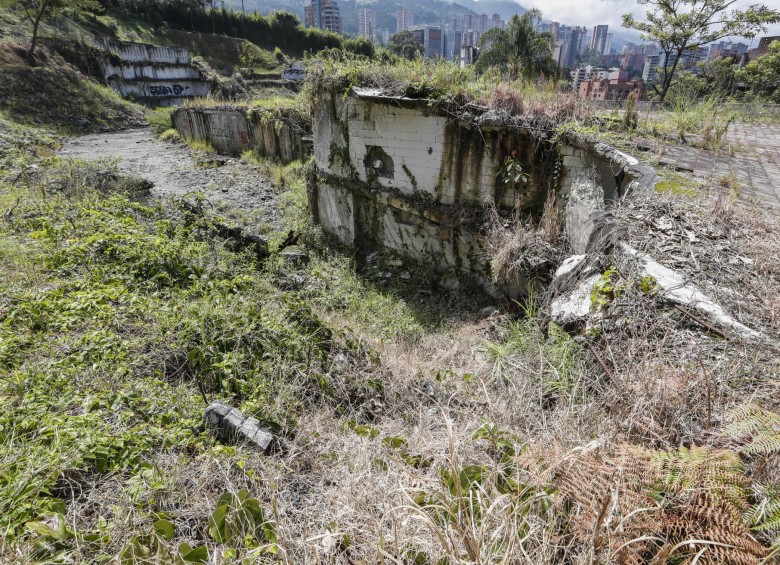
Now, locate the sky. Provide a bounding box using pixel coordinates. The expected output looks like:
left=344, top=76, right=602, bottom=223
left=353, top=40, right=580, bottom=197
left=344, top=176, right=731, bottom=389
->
left=512, top=0, right=780, bottom=44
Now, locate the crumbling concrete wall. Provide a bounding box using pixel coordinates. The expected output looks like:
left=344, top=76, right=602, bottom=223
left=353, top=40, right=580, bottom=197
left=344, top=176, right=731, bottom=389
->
left=312, top=89, right=517, bottom=292
left=558, top=138, right=657, bottom=253
left=96, top=39, right=192, bottom=65
left=310, top=87, right=654, bottom=295
left=172, top=107, right=310, bottom=163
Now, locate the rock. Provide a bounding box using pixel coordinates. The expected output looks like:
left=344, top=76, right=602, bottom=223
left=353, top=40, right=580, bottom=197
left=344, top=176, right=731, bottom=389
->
left=480, top=306, right=499, bottom=316
left=204, top=401, right=274, bottom=452
left=280, top=250, right=310, bottom=266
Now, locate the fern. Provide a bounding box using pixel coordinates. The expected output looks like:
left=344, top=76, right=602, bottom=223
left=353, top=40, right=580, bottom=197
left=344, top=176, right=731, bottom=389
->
left=727, top=404, right=780, bottom=560
left=651, top=444, right=748, bottom=518
left=726, top=405, right=780, bottom=455
left=554, top=443, right=768, bottom=564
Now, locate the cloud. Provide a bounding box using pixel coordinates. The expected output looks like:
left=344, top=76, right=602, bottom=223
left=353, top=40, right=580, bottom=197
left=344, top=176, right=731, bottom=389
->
left=514, top=0, right=780, bottom=41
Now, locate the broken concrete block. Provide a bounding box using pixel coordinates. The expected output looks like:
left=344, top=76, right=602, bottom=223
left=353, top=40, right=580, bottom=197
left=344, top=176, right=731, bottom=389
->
left=618, top=243, right=764, bottom=342
left=204, top=401, right=274, bottom=452
left=554, top=255, right=587, bottom=280
left=550, top=273, right=602, bottom=327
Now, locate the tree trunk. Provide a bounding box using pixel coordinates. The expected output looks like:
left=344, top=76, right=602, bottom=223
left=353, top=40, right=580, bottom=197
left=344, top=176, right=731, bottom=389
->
left=658, top=48, right=684, bottom=103
left=27, top=5, right=48, bottom=64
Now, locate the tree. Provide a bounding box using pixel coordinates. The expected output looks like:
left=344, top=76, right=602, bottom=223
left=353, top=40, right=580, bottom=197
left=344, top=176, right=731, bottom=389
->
left=577, top=47, right=604, bottom=67
left=387, top=30, right=423, bottom=60
left=343, top=37, right=375, bottom=58
left=8, top=0, right=100, bottom=61
left=475, top=9, right=557, bottom=81
left=623, top=0, right=780, bottom=102
left=738, top=40, right=780, bottom=103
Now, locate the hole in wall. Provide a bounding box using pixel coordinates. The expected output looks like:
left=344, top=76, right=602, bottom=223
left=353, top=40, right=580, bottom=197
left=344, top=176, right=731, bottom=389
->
left=365, top=146, right=394, bottom=179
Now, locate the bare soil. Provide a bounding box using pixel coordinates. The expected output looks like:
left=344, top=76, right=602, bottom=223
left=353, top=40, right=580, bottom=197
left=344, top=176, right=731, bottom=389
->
left=58, top=127, right=281, bottom=225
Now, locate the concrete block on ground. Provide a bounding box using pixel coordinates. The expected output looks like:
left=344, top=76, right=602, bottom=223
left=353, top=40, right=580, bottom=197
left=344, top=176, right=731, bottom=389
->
left=204, top=401, right=274, bottom=452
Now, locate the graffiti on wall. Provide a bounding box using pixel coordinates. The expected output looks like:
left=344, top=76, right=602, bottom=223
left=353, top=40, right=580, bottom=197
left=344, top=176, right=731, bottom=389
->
left=148, top=84, right=190, bottom=97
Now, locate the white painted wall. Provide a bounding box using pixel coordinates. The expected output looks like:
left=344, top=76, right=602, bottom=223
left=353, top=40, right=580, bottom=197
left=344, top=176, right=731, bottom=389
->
left=102, top=62, right=201, bottom=81
left=340, top=98, right=498, bottom=205
left=97, top=39, right=190, bottom=65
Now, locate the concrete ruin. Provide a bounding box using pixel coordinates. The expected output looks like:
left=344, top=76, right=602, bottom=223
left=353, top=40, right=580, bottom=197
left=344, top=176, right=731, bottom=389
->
left=166, top=88, right=762, bottom=341
left=308, top=87, right=656, bottom=294
left=96, top=39, right=209, bottom=106
left=172, top=106, right=310, bottom=163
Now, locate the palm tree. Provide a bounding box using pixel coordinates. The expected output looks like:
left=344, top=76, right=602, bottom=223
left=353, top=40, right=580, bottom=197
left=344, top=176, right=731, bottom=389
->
left=475, top=9, right=557, bottom=80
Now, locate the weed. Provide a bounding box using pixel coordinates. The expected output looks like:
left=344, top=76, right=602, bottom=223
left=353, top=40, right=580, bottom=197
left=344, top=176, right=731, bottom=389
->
left=159, top=128, right=182, bottom=143
left=185, top=138, right=217, bottom=153
left=0, top=64, right=144, bottom=133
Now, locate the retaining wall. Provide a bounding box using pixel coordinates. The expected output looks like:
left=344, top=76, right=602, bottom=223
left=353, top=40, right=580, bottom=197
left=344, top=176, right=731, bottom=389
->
left=172, top=107, right=310, bottom=163
left=96, top=39, right=209, bottom=106
left=96, top=39, right=191, bottom=65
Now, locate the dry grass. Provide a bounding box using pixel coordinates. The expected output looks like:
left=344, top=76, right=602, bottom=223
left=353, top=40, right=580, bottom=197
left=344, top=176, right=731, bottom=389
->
left=483, top=200, right=566, bottom=287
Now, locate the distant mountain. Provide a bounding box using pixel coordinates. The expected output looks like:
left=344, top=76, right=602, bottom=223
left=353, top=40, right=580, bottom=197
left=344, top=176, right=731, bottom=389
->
left=229, top=0, right=529, bottom=36
left=453, top=0, right=526, bottom=21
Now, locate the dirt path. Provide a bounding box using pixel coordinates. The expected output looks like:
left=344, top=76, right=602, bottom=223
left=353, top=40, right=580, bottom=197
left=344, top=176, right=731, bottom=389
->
left=59, top=127, right=281, bottom=225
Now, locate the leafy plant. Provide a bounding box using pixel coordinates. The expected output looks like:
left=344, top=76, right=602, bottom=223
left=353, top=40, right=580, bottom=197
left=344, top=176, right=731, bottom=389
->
left=208, top=489, right=277, bottom=553
left=497, top=152, right=529, bottom=189
left=115, top=519, right=208, bottom=564
left=591, top=266, right=625, bottom=309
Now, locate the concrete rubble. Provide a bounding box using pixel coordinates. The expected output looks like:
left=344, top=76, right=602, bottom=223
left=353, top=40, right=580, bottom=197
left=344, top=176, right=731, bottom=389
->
left=549, top=242, right=765, bottom=342
left=204, top=401, right=274, bottom=452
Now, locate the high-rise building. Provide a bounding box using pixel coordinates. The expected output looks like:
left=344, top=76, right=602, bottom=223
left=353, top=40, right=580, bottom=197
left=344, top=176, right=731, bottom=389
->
left=410, top=25, right=443, bottom=59
left=463, top=14, right=475, bottom=33
left=304, top=0, right=342, bottom=33
left=554, top=26, right=584, bottom=69
left=490, top=13, right=504, bottom=30
left=621, top=43, right=657, bottom=73
left=303, top=0, right=320, bottom=29
left=396, top=8, right=413, bottom=32
left=642, top=54, right=661, bottom=83
left=358, top=8, right=376, bottom=40
left=477, top=14, right=489, bottom=34
left=707, top=41, right=748, bottom=60
left=590, top=24, right=609, bottom=54
left=604, top=33, right=613, bottom=55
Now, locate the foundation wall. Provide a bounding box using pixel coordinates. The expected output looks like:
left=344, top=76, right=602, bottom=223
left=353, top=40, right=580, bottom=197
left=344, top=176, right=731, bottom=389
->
left=310, top=89, right=656, bottom=294
left=172, top=107, right=310, bottom=163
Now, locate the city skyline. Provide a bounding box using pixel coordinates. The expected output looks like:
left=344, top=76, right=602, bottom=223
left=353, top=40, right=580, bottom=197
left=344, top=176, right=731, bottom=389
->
left=500, top=0, right=780, bottom=40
